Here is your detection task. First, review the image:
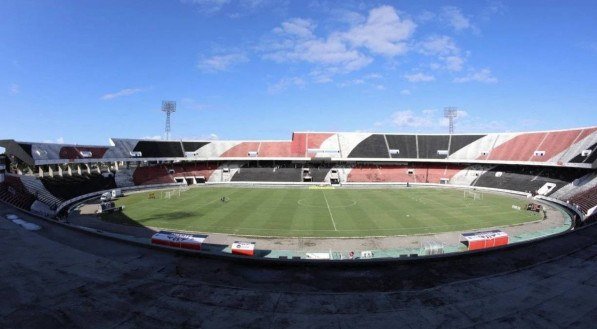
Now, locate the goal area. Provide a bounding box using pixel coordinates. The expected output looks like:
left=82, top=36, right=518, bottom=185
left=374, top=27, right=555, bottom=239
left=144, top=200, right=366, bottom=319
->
left=464, top=190, right=483, bottom=200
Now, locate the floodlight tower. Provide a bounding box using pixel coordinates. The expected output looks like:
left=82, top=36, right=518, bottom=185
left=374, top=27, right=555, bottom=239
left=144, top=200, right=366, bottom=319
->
left=161, top=101, right=176, bottom=140
left=444, top=107, right=458, bottom=134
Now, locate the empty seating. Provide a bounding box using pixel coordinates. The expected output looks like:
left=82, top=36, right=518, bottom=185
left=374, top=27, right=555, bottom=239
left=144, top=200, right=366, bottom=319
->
left=568, top=186, right=597, bottom=214
left=170, top=163, right=218, bottom=182
left=385, top=135, right=417, bottom=158
left=132, top=141, right=185, bottom=158
left=448, top=135, right=485, bottom=155
left=220, top=142, right=261, bottom=157
left=486, top=132, right=547, bottom=161
left=41, top=173, right=117, bottom=201
left=258, top=142, right=294, bottom=157
left=133, top=166, right=174, bottom=185
left=473, top=165, right=588, bottom=195
left=231, top=166, right=302, bottom=182
left=347, top=164, right=465, bottom=183
left=0, top=176, right=36, bottom=210
left=417, top=135, right=450, bottom=159
left=347, top=134, right=389, bottom=158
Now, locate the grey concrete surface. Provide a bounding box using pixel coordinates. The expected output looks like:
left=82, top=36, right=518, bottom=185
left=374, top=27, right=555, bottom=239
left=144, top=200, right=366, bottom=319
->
left=0, top=203, right=595, bottom=328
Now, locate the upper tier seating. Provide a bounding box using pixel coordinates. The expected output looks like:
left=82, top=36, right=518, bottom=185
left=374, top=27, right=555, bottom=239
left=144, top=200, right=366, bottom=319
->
left=417, top=135, right=450, bottom=159
left=528, top=129, right=594, bottom=162
left=41, top=173, right=117, bottom=201
left=347, top=134, right=389, bottom=158
left=568, top=142, right=597, bottom=164
left=386, top=135, right=417, bottom=158
left=448, top=135, right=485, bottom=155
left=258, top=142, right=294, bottom=157
left=133, top=141, right=184, bottom=158
left=472, top=165, right=588, bottom=195
left=220, top=142, right=261, bottom=157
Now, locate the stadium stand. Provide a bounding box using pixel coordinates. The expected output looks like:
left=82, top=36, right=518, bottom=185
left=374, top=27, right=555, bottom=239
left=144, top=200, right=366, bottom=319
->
left=133, top=166, right=174, bottom=185
left=0, top=175, right=36, bottom=210
left=59, top=146, right=109, bottom=160
left=448, top=135, right=485, bottom=156
left=531, top=128, right=597, bottom=162
left=257, top=142, right=294, bottom=157
left=40, top=173, right=117, bottom=201
left=132, top=141, right=185, bottom=158
left=170, top=163, right=218, bottom=183
left=385, top=135, right=417, bottom=158
left=347, top=134, right=389, bottom=158
left=347, top=164, right=466, bottom=183
left=472, top=165, right=589, bottom=195
left=182, top=141, right=210, bottom=153
left=231, top=164, right=302, bottom=182
left=485, top=132, right=548, bottom=161
left=417, top=135, right=451, bottom=159
left=568, top=142, right=597, bottom=164
left=567, top=186, right=597, bottom=215
left=220, top=142, right=261, bottom=157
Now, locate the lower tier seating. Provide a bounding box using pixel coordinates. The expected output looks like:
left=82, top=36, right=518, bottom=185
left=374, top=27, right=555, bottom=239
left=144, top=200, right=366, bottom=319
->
left=0, top=176, right=36, bottom=210
left=133, top=166, right=174, bottom=185
left=347, top=164, right=466, bottom=183
left=41, top=173, right=117, bottom=201
left=231, top=166, right=302, bottom=182
left=472, top=165, right=588, bottom=196
left=568, top=186, right=597, bottom=214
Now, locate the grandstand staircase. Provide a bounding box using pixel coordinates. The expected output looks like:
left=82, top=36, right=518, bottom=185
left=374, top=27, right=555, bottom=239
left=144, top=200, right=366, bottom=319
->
left=19, top=174, right=63, bottom=208
left=114, top=168, right=135, bottom=188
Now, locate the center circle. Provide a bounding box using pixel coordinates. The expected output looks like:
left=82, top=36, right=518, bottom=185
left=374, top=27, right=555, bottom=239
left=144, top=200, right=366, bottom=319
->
left=297, top=198, right=357, bottom=208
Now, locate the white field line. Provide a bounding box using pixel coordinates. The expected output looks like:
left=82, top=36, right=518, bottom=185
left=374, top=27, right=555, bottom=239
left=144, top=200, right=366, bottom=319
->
left=322, top=191, right=338, bottom=231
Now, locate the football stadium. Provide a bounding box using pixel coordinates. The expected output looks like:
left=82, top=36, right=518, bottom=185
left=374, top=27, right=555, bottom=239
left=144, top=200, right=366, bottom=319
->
left=1, top=128, right=597, bottom=327
left=1, top=129, right=595, bottom=256
left=2, top=1, right=597, bottom=328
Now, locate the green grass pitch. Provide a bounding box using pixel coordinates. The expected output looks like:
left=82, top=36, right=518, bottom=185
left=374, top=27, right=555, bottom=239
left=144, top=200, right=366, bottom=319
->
left=103, top=187, right=542, bottom=237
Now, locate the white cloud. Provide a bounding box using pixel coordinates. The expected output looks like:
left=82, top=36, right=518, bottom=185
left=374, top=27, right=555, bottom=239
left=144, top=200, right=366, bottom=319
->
left=444, top=55, right=464, bottom=71
left=404, top=72, right=435, bottom=82
left=273, top=18, right=315, bottom=39
left=267, top=77, right=306, bottom=94
left=391, top=110, right=436, bottom=127
left=263, top=5, right=416, bottom=81
left=400, top=89, right=411, bottom=95
left=180, top=0, right=231, bottom=14
left=197, top=53, right=248, bottom=72
left=43, top=137, right=65, bottom=144
left=141, top=135, right=163, bottom=140
left=442, top=6, right=472, bottom=31
left=342, top=5, right=416, bottom=56
left=419, top=35, right=459, bottom=56
left=9, top=83, right=19, bottom=95
left=454, top=68, right=497, bottom=83
left=418, top=35, right=465, bottom=71
left=101, top=88, right=143, bottom=100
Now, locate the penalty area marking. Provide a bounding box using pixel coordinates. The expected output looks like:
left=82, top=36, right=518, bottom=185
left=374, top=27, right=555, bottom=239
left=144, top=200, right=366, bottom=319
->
left=322, top=190, right=338, bottom=231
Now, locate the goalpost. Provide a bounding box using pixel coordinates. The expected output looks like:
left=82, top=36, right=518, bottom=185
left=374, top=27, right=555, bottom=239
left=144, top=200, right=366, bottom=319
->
left=464, top=190, right=483, bottom=200
left=160, top=186, right=188, bottom=200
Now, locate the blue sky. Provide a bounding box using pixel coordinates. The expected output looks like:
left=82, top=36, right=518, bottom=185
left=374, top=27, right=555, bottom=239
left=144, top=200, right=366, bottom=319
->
left=1, top=0, right=597, bottom=146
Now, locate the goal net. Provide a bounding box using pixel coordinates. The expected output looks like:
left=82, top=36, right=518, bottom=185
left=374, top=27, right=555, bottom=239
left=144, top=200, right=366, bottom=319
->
left=464, top=190, right=483, bottom=200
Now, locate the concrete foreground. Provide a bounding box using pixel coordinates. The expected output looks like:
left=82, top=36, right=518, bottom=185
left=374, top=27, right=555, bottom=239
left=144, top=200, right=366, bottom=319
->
left=0, top=203, right=596, bottom=329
